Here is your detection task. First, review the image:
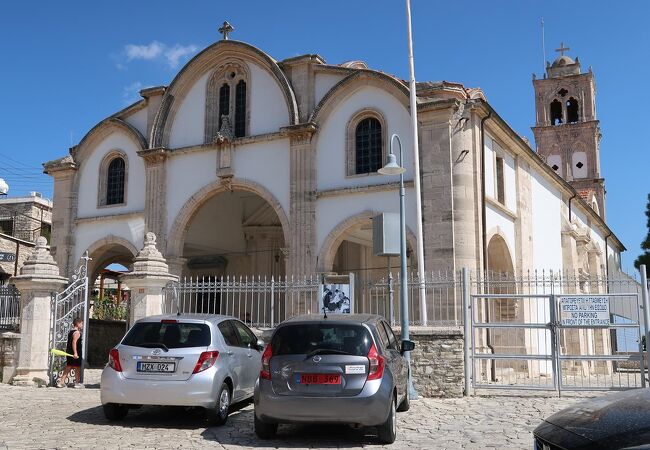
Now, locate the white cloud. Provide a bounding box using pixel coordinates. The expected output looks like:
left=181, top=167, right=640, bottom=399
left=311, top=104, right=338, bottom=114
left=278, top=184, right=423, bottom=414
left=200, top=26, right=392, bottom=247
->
left=122, top=81, right=144, bottom=105
left=118, top=41, right=198, bottom=69
left=164, top=44, right=199, bottom=68
left=125, top=41, right=164, bottom=61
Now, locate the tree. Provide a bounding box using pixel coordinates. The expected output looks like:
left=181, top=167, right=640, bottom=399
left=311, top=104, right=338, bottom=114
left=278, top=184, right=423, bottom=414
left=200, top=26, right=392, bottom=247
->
left=634, top=193, right=650, bottom=276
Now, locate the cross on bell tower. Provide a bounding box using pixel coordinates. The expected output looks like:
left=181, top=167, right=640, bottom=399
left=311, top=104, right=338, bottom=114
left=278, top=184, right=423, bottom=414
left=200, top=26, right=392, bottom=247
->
left=555, top=42, right=570, bottom=56
left=218, top=21, right=234, bottom=40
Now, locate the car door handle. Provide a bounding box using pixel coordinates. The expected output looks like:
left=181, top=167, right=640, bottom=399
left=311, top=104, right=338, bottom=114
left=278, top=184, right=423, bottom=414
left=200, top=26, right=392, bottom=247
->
left=247, top=354, right=253, bottom=358
left=226, top=351, right=234, bottom=356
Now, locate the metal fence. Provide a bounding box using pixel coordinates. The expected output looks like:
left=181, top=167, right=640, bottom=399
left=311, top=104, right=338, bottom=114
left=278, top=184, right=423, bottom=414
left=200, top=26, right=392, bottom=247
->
left=0, top=284, right=20, bottom=331
left=469, top=270, right=647, bottom=393
left=162, top=272, right=463, bottom=328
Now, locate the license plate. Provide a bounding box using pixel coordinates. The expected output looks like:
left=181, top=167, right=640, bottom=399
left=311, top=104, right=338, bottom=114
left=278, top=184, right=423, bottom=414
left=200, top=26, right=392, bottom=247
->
left=300, top=373, right=341, bottom=385
left=137, top=361, right=176, bottom=373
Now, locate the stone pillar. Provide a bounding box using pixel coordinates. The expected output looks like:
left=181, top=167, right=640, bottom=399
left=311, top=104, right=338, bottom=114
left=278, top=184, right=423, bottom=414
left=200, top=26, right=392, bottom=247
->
left=10, top=237, right=68, bottom=386
left=121, top=232, right=178, bottom=326
left=138, top=148, right=169, bottom=254
left=418, top=109, right=456, bottom=272
left=43, top=155, right=78, bottom=277
left=283, top=123, right=317, bottom=275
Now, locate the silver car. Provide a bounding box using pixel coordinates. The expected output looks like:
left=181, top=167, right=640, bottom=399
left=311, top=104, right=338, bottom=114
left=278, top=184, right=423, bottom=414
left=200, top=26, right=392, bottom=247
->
left=254, top=314, right=415, bottom=444
left=101, top=314, right=263, bottom=425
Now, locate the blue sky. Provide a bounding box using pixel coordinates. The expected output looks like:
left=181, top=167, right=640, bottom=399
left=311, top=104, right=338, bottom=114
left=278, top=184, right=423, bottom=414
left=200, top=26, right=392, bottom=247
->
left=0, top=1, right=648, bottom=271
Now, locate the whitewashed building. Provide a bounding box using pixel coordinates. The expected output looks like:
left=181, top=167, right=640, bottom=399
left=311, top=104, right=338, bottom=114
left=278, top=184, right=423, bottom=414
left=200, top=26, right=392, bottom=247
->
left=43, top=34, right=626, bottom=299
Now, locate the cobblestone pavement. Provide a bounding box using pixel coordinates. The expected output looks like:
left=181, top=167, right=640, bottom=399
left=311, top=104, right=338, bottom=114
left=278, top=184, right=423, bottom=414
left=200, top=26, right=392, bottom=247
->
left=0, top=371, right=606, bottom=450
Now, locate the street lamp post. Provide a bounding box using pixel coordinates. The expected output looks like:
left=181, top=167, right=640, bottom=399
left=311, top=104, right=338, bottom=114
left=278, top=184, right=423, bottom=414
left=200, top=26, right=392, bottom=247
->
left=379, top=133, right=416, bottom=397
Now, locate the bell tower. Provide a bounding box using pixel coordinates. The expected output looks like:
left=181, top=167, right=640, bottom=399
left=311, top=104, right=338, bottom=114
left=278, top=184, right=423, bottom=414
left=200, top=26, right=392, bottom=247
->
left=532, top=43, right=605, bottom=217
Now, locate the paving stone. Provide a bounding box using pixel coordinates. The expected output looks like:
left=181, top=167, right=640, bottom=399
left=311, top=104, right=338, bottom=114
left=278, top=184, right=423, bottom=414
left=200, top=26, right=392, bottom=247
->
left=0, top=375, right=607, bottom=449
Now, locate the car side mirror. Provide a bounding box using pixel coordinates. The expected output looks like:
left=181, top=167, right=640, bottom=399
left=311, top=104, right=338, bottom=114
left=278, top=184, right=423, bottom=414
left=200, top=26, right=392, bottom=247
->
left=400, top=340, right=415, bottom=354
left=257, top=339, right=265, bottom=352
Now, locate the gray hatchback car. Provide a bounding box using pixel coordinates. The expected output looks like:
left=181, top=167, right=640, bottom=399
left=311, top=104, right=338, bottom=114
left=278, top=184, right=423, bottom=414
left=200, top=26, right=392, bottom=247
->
left=254, top=314, right=415, bottom=444
left=101, top=314, right=263, bottom=425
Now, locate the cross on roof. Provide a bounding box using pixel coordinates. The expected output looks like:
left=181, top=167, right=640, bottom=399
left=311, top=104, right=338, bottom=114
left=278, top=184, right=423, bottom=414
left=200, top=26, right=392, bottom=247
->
left=555, top=42, right=570, bottom=56
left=219, top=21, right=234, bottom=40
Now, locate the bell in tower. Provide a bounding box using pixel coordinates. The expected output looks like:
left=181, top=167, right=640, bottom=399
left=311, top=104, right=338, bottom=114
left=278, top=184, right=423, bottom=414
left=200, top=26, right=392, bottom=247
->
left=532, top=43, right=605, bottom=217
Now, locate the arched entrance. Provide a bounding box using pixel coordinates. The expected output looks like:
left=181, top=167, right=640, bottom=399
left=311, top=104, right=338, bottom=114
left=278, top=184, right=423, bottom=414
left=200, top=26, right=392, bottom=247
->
left=319, top=212, right=416, bottom=318
left=178, top=189, right=286, bottom=279
left=83, top=237, right=137, bottom=367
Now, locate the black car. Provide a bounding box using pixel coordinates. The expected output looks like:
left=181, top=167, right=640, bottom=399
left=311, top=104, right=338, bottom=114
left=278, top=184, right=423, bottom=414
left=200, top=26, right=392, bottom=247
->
left=533, top=389, right=650, bottom=450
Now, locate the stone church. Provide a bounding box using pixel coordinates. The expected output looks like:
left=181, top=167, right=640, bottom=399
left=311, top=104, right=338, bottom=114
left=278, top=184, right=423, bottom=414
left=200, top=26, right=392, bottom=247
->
left=44, top=29, right=626, bottom=292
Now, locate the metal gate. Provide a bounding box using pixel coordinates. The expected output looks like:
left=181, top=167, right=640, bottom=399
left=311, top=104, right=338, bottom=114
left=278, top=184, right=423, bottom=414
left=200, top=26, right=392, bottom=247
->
left=48, top=255, right=90, bottom=386
left=0, top=284, right=20, bottom=331
left=470, top=292, right=646, bottom=393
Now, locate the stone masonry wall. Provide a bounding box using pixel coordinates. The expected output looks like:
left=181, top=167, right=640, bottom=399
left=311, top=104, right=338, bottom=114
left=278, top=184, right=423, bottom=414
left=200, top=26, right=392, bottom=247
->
left=0, top=331, right=20, bottom=383
left=0, top=235, right=33, bottom=280
left=397, top=326, right=465, bottom=398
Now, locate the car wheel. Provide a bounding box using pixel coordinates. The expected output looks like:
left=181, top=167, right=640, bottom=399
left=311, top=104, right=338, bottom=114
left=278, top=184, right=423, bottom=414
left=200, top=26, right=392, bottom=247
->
left=206, top=382, right=231, bottom=426
left=377, top=397, right=397, bottom=444
left=103, top=403, right=128, bottom=421
left=397, top=382, right=410, bottom=412
left=254, top=413, right=278, bottom=439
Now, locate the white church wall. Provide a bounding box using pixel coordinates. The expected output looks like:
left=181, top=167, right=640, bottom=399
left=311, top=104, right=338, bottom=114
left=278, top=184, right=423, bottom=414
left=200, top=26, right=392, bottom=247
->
left=231, top=139, right=290, bottom=213
left=530, top=170, right=563, bottom=271
left=315, top=72, right=345, bottom=106
left=316, top=86, right=412, bottom=191
left=486, top=204, right=516, bottom=264
left=248, top=63, right=291, bottom=135
left=76, top=132, right=146, bottom=218
left=503, top=153, right=517, bottom=212
left=73, top=216, right=145, bottom=263
left=484, top=135, right=495, bottom=198
left=170, top=72, right=209, bottom=149
left=166, top=151, right=217, bottom=236
left=165, top=139, right=290, bottom=238
left=123, top=106, right=148, bottom=140
left=316, top=187, right=417, bottom=263
left=168, top=61, right=291, bottom=149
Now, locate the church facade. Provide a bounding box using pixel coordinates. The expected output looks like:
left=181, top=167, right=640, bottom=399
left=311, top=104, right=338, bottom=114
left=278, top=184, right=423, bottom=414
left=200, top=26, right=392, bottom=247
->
left=44, top=33, right=626, bottom=291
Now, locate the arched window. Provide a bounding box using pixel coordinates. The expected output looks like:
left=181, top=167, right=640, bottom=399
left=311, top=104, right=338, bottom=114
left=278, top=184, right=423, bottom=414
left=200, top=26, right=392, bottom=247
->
left=218, top=83, right=230, bottom=130
left=235, top=80, right=246, bottom=138
left=106, top=157, right=126, bottom=205
left=106, top=157, right=125, bottom=205
left=566, top=97, right=579, bottom=123
left=355, top=117, right=383, bottom=174
left=550, top=99, right=563, bottom=125
left=205, top=60, right=250, bottom=143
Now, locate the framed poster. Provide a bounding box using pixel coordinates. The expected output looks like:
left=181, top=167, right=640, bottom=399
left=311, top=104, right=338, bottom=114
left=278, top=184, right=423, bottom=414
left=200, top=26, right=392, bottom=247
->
left=319, top=273, right=354, bottom=314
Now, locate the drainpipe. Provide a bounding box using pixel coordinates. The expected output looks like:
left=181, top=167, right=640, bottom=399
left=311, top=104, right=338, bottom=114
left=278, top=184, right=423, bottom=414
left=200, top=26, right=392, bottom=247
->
left=604, top=233, right=612, bottom=294
left=479, top=109, right=496, bottom=380
left=568, top=193, right=577, bottom=223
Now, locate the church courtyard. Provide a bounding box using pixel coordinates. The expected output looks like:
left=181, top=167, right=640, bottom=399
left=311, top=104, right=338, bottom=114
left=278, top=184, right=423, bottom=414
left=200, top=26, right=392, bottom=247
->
left=0, top=370, right=603, bottom=449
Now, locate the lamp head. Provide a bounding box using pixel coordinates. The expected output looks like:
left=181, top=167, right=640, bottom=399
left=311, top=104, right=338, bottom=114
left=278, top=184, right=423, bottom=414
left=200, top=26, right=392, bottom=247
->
left=378, top=153, right=406, bottom=175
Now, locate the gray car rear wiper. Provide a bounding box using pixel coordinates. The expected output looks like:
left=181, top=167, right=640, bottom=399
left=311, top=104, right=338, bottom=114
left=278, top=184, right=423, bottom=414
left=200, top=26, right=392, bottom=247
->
left=136, top=343, right=169, bottom=352
left=304, top=348, right=351, bottom=359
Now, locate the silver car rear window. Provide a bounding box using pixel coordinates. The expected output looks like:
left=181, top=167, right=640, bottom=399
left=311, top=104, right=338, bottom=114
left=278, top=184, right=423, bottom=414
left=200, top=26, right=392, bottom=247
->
left=122, top=322, right=211, bottom=349
left=272, top=323, right=372, bottom=356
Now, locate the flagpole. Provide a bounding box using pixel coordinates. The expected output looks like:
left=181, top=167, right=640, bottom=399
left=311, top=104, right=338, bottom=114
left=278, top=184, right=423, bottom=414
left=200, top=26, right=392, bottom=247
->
left=405, top=0, right=427, bottom=325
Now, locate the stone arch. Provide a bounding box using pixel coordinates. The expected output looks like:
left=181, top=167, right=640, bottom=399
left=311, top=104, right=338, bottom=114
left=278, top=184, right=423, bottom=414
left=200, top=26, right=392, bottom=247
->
left=81, top=235, right=138, bottom=285
left=151, top=40, right=299, bottom=148
left=310, top=71, right=410, bottom=128
left=72, top=117, right=147, bottom=164
left=486, top=231, right=515, bottom=275
left=166, top=178, right=290, bottom=260
left=317, top=210, right=417, bottom=272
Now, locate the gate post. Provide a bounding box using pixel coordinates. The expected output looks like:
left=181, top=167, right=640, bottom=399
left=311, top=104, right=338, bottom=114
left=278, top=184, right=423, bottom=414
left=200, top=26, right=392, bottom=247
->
left=10, top=237, right=67, bottom=386
left=121, top=233, right=178, bottom=326
left=640, top=265, right=649, bottom=378
left=462, top=267, right=473, bottom=396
